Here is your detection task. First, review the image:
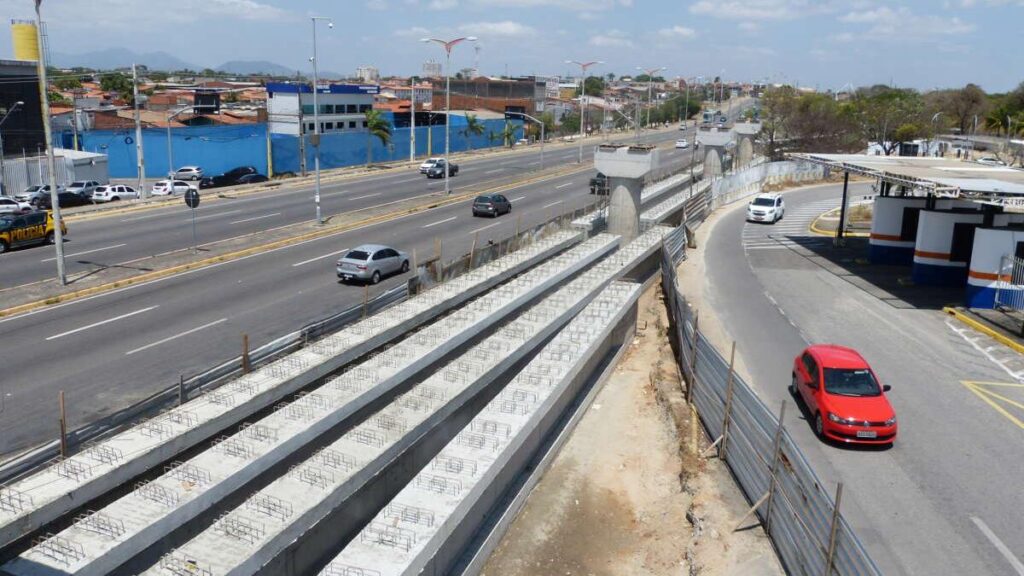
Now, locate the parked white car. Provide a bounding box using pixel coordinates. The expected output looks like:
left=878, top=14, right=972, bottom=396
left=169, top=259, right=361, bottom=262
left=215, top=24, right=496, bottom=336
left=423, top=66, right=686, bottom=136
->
left=0, top=196, right=31, bottom=214
left=675, top=139, right=689, bottom=149
left=151, top=180, right=194, bottom=196
left=174, top=166, right=204, bottom=180
left=14, top=184, right=64, bottom=205
left=746, top=193, right=785, bottom=224
left=419, top=157, right=443, bottom=173
left=91, top=184, right=140, bottom=203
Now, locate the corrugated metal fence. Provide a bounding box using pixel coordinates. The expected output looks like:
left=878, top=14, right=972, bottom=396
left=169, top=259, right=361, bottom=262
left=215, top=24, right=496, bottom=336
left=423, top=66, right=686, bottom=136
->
left=660, top=247, right=881, bottom=576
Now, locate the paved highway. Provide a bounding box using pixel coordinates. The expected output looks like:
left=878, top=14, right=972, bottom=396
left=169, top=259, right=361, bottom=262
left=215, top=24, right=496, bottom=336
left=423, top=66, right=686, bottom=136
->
left=0, top=128, right=687, bottom=291
left=706, top=183, right=1024, bottom=575
left=0, top=128, right=695, bottom=457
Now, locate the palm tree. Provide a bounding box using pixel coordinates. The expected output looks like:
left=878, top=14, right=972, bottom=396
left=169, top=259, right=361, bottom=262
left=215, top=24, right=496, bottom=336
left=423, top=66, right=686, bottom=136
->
left=364, top=109, right=392, bottom=165
left=984, top=104, right=1013, bottom=135
left=501, top=121, right=518, bottom=147
left=460, top=113, right=486, bottom=152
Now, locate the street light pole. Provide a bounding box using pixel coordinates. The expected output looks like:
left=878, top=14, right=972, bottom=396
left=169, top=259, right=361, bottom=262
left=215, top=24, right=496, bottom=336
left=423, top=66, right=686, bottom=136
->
left=311, top=16, right=333, bottom=224
left=422, top=36, right=477, bottom=195
left=166, top=104, right=216, bottom=187
left=0, top=101, right=23, bottom=196
left=34, top=3, right=66, bottom=285
left=930, top=112, right=942, bottom=157
left=636, top=66, right=666, bottom=130
left=132, top=64, right=147, bottom=197
left=409, top=77, right=416, bottom=163
left=565, top=60, right=602, bottom=164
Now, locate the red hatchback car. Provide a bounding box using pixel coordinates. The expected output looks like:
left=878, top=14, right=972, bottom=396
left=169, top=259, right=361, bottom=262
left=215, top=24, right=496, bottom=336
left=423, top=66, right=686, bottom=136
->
left=791, top=345, right=897, bottom=446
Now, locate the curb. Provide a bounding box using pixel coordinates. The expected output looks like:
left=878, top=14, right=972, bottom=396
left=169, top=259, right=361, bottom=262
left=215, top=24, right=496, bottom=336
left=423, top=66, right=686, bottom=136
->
left=808, top=208, right=870, bottom=238
left=943, top=306, right=1024, bottom=356
left=0, top=164, right=587, bottom=320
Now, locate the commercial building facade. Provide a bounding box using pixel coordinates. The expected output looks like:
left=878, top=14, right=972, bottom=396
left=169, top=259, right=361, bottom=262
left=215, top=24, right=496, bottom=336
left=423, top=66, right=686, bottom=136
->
left=0, top=59, right=44, bottom=158
left=266, top=82, right=379, bottom=136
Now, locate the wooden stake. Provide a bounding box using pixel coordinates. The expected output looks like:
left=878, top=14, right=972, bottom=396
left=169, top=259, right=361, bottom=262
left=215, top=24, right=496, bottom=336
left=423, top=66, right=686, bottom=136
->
left=241, top=333, right=250, bottom=374
left=59, top=391, right=67, bottom=458
left=764, top=401, right=787, bottom=532
left=719, top=341, right=737, bottom=459
left=179, top=374, right=185, bottom=406
left=825, top=483, right=844, bottom=576
left=687, top=311, right=700, bottom=404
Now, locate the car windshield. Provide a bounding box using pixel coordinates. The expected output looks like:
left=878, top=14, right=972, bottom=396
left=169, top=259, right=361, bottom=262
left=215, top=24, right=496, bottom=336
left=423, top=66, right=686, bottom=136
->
left=25, top=186, right=42, bottom=193
left=345, top=250, right=370, bottom=261
left=70, top=181, right=86, bottom=187
left=0, top=217, right=12, bottom=230
left=474, top=196, right=493, bottom=203
left=824, top=368, right=881, bottom=397
left=752, top=198, right=775, bottom=206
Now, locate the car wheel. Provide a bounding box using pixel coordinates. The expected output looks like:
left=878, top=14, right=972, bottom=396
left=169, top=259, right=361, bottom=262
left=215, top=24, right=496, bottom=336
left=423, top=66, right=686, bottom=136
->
left=0, top=240, right=8, bottom=254
left=110, top=197, right=119, bottom=202
left=788, top=374, right=797, bottom=396
left=371, top=270, right=381, bottom=285
left=814, top=413, right=825, bottom=439
left=45, top=231, right=54, bottom=244
left=401, top=260, right=409, bottom=273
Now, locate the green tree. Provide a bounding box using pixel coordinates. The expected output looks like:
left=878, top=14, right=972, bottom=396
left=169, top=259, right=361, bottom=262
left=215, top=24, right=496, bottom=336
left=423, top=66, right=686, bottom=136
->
left=53, top=76, right=81, bottom=91
left=938, top=83, right=987, bottom=135
left=501, top=121, right=518, bottom=147
left=575, top=76, right=605, bottom=98
left=100, top=72, right=135, bottom=105
left=460, top=113, right=485, bottom=151
left=849, top=86, right=925, bottom=155
left=560, top=111, right=580, bottom=136
left=985, top=104, right=1015, bottom=135
left=364, top=109, right=392, bottom=165
left=539, top=111, right=555, bottom=141
left=48, top=91, right=69, bottom=105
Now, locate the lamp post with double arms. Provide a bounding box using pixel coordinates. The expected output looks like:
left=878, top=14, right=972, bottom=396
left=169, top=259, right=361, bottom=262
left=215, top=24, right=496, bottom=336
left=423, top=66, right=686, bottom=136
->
left=310, top=16, right=333, bottom=224
left=421, top=36, right=477, bottom=195
left=565, top=60, right=603, bottom=163
left=636, top=66, right=666, bottom=130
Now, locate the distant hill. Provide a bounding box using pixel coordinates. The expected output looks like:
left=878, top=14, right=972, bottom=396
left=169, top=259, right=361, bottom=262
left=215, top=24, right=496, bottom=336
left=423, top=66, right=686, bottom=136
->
left=216, top=60, right=300, bottom=77
left=52, top=48, right=195, bottom=72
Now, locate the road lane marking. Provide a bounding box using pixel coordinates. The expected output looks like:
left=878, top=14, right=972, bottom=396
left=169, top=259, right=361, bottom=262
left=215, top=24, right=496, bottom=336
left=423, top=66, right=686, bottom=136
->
left=511, top=196, right=526, bottom=202
left=543, top=200, right=563, bottom=209
left=555, top=182, right=573, bottom=189
left=485, top=168, right=503, bottom=174
left=422, top=216, right=457, bottom=229
left=189, top=209, right=243, bottom=222
left=46, top=305, right=158, bottom=341
left=230, top=212, right=282, bottom=224
left=961, top=381, right=1024, bottom=430
left=971, top=517, right=1024, bottom=575
left=471, top=222, right=502, bottom=234
left=321, top=189, right=350, bottom=198
left=126, top=317, right=228, bottom=356
left=292, top=248, right=349, bottom=267
left=349, top=193, right=381, bottom=201
left=42, top=243, right=126, bottom=262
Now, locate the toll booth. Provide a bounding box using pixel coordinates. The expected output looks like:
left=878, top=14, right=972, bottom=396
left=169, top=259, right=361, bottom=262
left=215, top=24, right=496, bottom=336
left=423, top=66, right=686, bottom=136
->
left=967, top=227, right=1024, bottom=308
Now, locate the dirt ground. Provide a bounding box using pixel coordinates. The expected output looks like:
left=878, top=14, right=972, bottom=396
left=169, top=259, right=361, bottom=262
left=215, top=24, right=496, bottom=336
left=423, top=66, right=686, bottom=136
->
left=482, top=283, right=782, bottom=576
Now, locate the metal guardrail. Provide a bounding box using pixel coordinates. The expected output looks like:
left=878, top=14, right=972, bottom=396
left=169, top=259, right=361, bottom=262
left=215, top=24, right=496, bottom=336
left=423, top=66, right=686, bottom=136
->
left=659, top=247, right=882, bottom=576
left=0, top=285, right=409, bottom=485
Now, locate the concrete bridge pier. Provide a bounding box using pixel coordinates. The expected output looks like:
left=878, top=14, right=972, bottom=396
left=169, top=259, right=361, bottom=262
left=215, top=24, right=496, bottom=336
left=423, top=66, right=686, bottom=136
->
left=734, top=122, right=762, bottom=166
left=696, top=127, right=734, bottom=178
left=594, top=144, right=660, bottom=242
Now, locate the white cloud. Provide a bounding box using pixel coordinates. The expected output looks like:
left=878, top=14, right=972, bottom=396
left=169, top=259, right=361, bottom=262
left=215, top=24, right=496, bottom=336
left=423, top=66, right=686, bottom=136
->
left=689, top=0, right=840, bottom=21
left=393, top=26, right=432, bottom=38
left=458, top=21, right=537, bottom=37
left=589, top=30, right=634, bottom=48
left=658, top=25, right=697, bottom=39
left=429, top=0, right=459, bottom=9
left=366, top=0, right=388, bottom=9
left=738, top=21, right=760, bottom=31
left=471, top=0, right=627, bottom=11
left=840, top=6, right=976, bottom=39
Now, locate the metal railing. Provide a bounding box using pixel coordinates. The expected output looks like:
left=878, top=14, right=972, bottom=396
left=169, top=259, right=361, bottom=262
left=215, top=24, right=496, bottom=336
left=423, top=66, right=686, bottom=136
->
left=994, top=254, right=1024, bottom=311
left=660, top=247, right=881, bottom=576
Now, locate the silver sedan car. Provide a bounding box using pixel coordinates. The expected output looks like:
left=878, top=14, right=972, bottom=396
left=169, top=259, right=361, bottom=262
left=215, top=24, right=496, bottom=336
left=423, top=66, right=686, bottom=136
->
left=336, top=244, right=410, bottom=284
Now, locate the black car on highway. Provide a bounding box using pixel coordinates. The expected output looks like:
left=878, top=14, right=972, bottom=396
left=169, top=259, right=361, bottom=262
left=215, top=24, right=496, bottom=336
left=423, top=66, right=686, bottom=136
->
left=199, top=166, right=260, bottom=189
left=236, top=173, right=269, bottom=185
left=425, top=159, right=458, bottom=178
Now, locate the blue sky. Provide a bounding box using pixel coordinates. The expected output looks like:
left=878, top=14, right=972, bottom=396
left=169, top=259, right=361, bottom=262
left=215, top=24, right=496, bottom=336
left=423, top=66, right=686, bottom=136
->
left=1, top=0, right=1021, bottom=92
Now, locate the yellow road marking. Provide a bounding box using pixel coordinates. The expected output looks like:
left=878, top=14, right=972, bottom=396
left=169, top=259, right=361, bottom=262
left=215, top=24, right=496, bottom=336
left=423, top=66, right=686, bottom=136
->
left=962, top=381, right=1024, bottom=431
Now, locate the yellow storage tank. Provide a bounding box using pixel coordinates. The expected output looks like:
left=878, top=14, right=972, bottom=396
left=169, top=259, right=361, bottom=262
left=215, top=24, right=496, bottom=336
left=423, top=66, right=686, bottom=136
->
left=11, top=20, right=40, bottom=62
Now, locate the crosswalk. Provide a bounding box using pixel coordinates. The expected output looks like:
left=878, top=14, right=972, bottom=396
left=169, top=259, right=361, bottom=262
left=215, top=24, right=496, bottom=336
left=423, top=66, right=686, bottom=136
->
left=741, top=198, right=839, bottom=252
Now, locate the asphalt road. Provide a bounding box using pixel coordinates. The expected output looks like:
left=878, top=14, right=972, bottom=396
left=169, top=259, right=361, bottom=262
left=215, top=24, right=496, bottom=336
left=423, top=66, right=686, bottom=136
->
left=706, top=183, right=1024, bottom=575
left=0, top=127, right=697, bottom=457
left=0, top=128, right=688, bottom=291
